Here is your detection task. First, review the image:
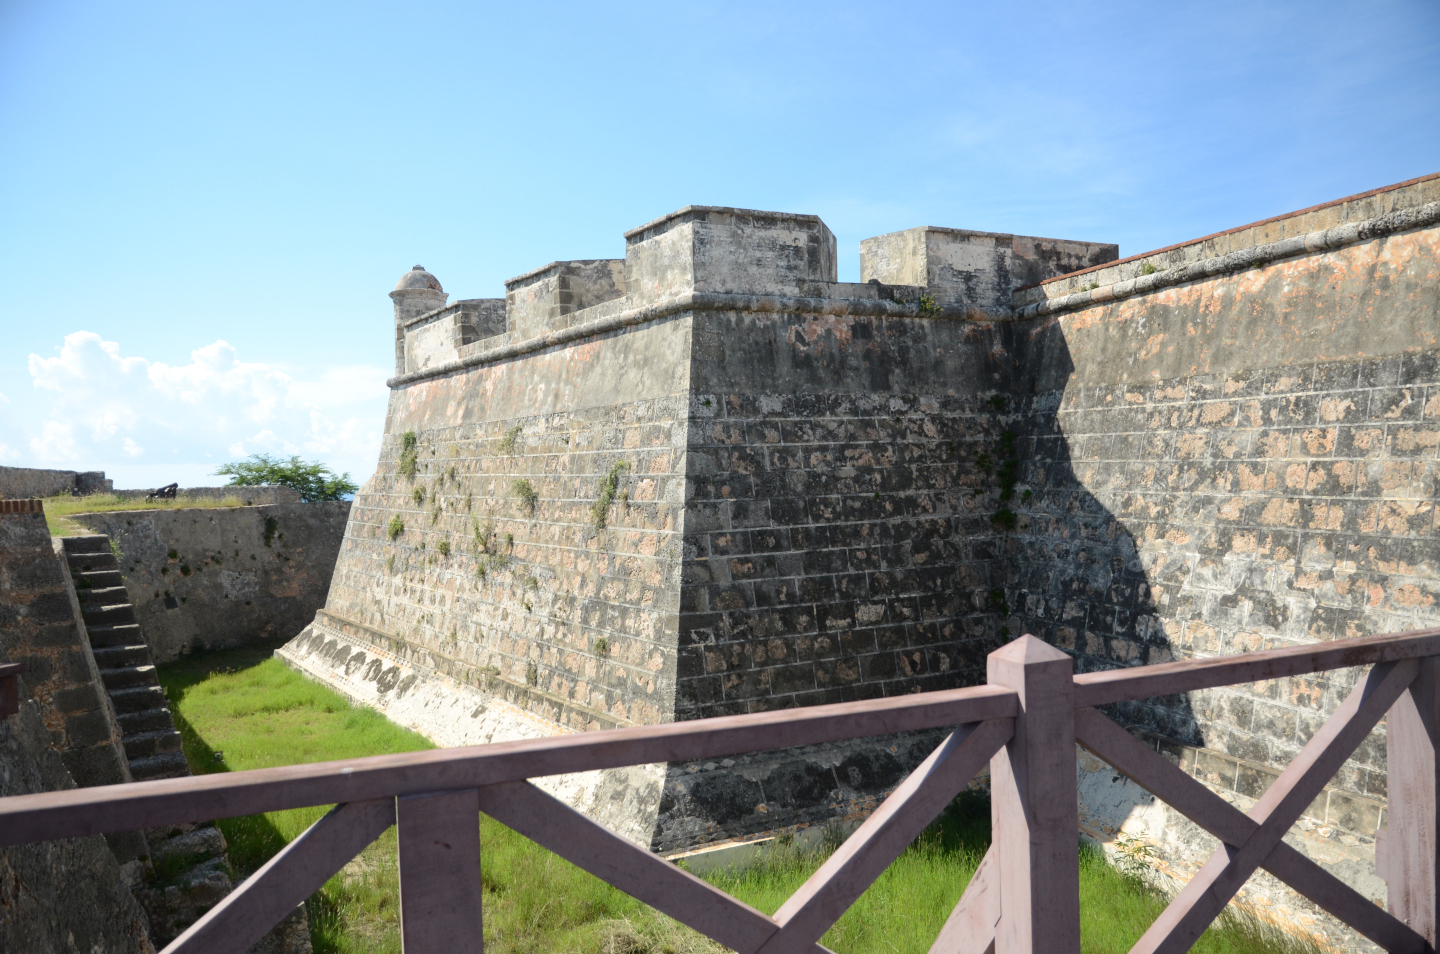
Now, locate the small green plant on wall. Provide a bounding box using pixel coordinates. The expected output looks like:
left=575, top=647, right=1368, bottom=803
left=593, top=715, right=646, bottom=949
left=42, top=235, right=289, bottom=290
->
left=437, top=539, right=451, bottom=557
left=387, top=515, right=404, bottom=540
left=473, top=516, right=495, bottom=553
left=412, top=485, right=426, bottom=505
left=498, top=425, right=523, bottom=455
left=512, top=479, right=538, bottom=517
left=593, top=637, right=610, bottom=658
left=398, top=431, right=419, bottom=479
left=591, top=461, right=628, bottom=530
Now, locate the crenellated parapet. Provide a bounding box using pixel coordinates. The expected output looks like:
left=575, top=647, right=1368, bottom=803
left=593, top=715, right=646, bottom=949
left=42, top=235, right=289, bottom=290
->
left=393, top=205, right=1114, bottom=383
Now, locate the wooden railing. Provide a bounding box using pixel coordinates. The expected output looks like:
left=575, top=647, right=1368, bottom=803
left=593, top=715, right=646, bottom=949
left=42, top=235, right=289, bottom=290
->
left=3, top=629, right=1440, bottom=954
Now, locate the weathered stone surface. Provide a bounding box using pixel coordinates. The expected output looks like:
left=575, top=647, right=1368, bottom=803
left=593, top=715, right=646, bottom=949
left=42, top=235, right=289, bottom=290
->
left=284, top=173, right=1440, bottom=948
left=0, top=465, right=112, bottom=498
left=860, top=226, right=1117, bottom=311
left=0, top=696, right=154, bottom=954
left=0, top=510, right=132, bottom=791
left=71, top=502, right=349, bottom=662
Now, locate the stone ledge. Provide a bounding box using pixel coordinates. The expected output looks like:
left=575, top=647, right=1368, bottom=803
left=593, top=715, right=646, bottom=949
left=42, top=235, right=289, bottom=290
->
left=387, top=289, right=1005, bottom=388
left=1014, top=200, right=1440, bottom=318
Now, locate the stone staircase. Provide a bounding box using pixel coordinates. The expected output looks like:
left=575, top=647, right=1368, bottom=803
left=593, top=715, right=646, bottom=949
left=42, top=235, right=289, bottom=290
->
left=61, top=533, right=311, bottom=952
left=63, top=535, right=189, bottom=781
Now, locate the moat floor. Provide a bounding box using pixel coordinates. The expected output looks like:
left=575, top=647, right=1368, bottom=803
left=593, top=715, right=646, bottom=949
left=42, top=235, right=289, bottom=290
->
left=158, top=645, right=1319, bottom=954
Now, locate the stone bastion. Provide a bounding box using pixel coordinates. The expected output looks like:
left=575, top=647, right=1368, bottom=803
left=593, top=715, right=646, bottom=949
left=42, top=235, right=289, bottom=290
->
left=279, top=175, right=1440, bottom=948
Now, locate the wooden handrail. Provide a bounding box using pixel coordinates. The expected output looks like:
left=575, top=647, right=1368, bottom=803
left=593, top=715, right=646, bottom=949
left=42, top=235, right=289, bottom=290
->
left=0, top=681, right=1017, bottom=846
left=5, top=629, right=1439, bottom=954
left=1073, top=627, right=1440, bottom=707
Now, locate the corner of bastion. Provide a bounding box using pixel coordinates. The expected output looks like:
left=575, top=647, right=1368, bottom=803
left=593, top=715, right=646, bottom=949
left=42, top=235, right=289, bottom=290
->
left=280, top=174, right=1440, bottom=946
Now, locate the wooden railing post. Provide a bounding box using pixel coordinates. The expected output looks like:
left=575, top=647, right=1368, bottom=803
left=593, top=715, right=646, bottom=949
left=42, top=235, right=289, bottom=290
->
left=987, top=635, right=1080, bottom=954
left=1384, top=655, right=1440, bottom=943
left=398, top=789, right=483, bottom=953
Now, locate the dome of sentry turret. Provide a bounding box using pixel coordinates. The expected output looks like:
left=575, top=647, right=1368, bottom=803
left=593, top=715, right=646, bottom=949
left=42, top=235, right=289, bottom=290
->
left=394, top=265, right=443, bottom=294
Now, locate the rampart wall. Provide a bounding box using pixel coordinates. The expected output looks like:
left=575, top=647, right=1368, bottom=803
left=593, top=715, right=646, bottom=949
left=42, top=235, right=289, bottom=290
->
left=0, top=465, right=112, bottom=498
left=73, top=502, right=349, bottom=662
left=283, top=174, right=1440, bottom=948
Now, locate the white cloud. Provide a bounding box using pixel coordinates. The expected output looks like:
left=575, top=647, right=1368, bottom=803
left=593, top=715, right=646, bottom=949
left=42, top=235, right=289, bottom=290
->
left=6, top=332, right=388, bottom=489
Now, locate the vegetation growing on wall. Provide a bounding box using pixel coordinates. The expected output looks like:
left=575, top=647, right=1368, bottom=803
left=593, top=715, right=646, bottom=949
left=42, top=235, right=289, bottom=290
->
left=498, top=425, right=523, bottom=455
left=398, top=431, right=419, bottom=478
left=387, top=515, right=404, bottom=540
left=590, top=461, right=628, bottom=530
left=511, top=479, right=538, bottom=517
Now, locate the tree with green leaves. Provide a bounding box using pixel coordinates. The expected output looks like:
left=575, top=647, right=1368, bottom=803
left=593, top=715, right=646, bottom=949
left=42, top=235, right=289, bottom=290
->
left=215, top=454, right=358, bottom=502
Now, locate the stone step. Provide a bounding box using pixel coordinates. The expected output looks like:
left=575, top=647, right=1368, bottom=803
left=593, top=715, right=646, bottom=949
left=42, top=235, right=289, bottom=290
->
left=128, top=751, right=190, bottom=782
left=78, top=585, right=130, bottom=605
left=83, top=604, right=137, bottom=627
left=62, top=535, right=111, bottom=555
left=151, top=825, right=227, bottom=866
left=101, top=665, right=159, bottom=691
left=109, top=685, right=168, bottom=714
left=92, top=644, right=152, bottom=669
left=67, top=552, right=117, bottom=572
left=124, top=729, right=184, bottom=761
left=118, top=707, right=177, bottom=736
left=87, top=623, right=143, bottom=648
left=74, top=569, right=123, bottom=588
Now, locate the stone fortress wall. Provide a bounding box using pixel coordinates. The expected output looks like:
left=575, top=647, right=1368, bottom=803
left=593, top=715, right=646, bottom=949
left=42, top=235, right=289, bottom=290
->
left=281, top=173, right=1439, bottom=947
left=72, top=501, right=349, bottom=662
left=0, top=464, right=112, bottom=498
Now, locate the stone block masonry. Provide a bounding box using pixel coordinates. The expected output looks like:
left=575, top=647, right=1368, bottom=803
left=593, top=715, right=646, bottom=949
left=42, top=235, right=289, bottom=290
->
left=0, top=464, right=112, bottom=498
left=282, top=174, right=1439, bottom=949
left=0, top=507, right=133, bottom=793
left=0, top=689, right=155, bottom=954
left=71, top=501, right=349, bottom=662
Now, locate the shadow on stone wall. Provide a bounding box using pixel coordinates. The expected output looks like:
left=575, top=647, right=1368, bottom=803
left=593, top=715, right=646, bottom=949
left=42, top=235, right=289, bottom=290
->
left=1006, top=318, right=1201, bottom=746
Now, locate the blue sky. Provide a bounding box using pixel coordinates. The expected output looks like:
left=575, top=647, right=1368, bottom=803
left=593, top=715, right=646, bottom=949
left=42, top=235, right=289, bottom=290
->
left=1, top=0, right=1436, bottom=489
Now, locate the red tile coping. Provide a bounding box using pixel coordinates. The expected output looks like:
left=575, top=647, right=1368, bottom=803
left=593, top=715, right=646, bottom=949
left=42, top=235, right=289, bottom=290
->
left=0, top=499, right=45, bottom=514
left=1024, top=170, right=1440, bottom=290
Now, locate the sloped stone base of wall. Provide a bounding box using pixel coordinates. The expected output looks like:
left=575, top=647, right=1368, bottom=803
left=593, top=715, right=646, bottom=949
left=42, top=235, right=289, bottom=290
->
left=277, top=616, right=667, bottom=848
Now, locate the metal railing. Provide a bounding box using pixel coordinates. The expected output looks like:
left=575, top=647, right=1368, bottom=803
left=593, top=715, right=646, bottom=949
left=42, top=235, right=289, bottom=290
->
left=2, top=628, right=1438, bottom=954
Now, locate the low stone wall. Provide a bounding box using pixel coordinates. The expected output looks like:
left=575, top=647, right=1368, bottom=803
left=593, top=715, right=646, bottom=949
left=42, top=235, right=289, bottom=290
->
left=0, top=464, right=111, bottom=498
left=73, top=502, right=349, bottom=662
left=112, top=484, right=303, bottom=505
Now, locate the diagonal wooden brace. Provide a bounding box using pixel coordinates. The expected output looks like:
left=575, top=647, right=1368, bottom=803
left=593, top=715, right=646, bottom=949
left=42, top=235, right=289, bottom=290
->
left=1075, top=707, right=1427, bottom=954
left=476, top=780, right=831, bottom=954
left=755, top=718, right=1014, bottom=954
left=162, top=798, right=395, bottom=954
left=1128, top=659, right=1419, bottom=954
left=929, top=844, right=1000, bottom=954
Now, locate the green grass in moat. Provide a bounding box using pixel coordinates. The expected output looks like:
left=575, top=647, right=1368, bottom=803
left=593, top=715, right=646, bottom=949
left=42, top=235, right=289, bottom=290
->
left=158, top=646, right=1321, bottom=954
